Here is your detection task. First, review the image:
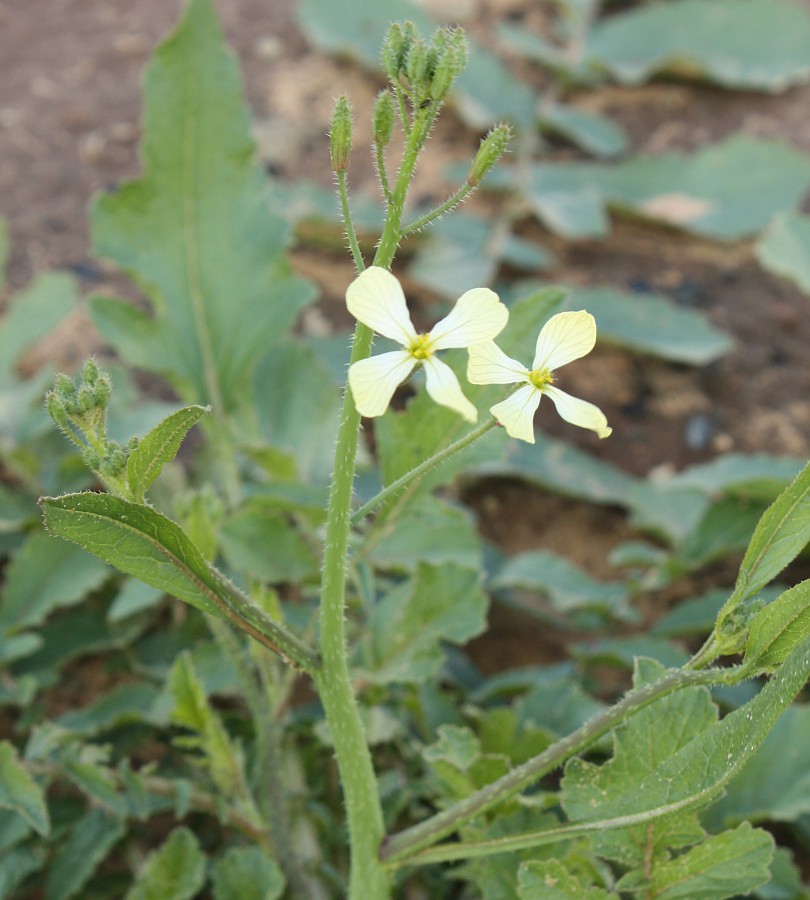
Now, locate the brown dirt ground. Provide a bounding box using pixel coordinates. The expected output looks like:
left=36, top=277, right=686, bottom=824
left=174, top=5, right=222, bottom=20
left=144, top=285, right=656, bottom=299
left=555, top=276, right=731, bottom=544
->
left=3, top=0, right=810, bottom=879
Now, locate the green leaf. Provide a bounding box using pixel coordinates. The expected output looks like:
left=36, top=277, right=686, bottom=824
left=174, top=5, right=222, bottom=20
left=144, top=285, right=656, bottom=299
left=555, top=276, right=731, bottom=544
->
left=0, top=217, right=7, bottom=291
left=0, top=844, right=43, bottom=899
left=472, top=434, right=638, bottom=508
left=564, top=636, right=810, bottom=837
left=125, top=827, right=206, bottom=900
left=0, top=272, right=76, bottom=385
left=252, top=341, right=341, bottom=484
left=519, top=135, right=810, bottom=240
left=423, top=725, right=512, bottom=803
left=211, top=846, right=285, bottom=900
left=492, top=550, right=632, bottom=621
left=41, top=492, right=226, bottom=621
left=666, top=453, right=804, bottom=501
left=45, top=808, right=126, bottom=900
left=90, top=0, right=313, bottom=412
left=368, top=495, right=482, bottom=573
left=0, top=530, right=110, bottom=633
left=562, top=286, right=732, bottom=365
left=57, top=682, right=164, bottom=736
left=169, top=652, right=260, bottom=825
left=562, top=658, right=716, bottom=867
left=126, top=405, right=209, bottom=502
left=107, top=579, right=165, bottom=623
left=296, top=0, right=432, bottom=68
left=518, top=859, right=614, bottom=899
left=705, top=704, right=810, bottom=829
left=746, top=581, right=810, bottom=671
left=625, top=822, right=773, bottom=900
left=539, top=105, right=628, bottom=158
left=728, top=456, right=810, bottom=611
left=454, top=42, right=537, bottom=130
left=0, top=742, right=49, bottom=836
left=219, top=499, right=319, bottom=584
left=586, top=0, right=810, bottom=92
left=362, top=563, right=488, bottom=684
left=757, top=211, right=810, bottom=297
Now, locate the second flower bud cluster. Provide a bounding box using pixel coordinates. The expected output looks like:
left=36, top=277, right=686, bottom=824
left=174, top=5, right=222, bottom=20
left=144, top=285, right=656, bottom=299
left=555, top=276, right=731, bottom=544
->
left=346, top=267, right=612, bottom=445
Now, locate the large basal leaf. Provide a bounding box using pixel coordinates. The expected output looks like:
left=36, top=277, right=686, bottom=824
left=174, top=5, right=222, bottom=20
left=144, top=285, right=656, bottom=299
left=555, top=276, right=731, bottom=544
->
left=361, top=563, right=488, bottom=684
left=518, top=135, right=810, bottom=240
left=756, top=211, right=810, bottom=297
left=586, top=0, right=810, bottom=92
left=90, top=0, right=313, bottom=412
left=125, top=827, right=206, bottom=900
left=562, top=287, right=732, bottom=365
left=0, top=272, right=77, bottom=386
left=296, top=0, right=432, bottom=68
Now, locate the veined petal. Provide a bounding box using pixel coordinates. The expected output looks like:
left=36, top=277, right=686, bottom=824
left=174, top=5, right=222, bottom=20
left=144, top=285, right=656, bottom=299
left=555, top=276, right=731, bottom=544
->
left=423, top=356, right=477, bottom=422
left=467, top=340, right=530, bottom=385
left=345, top=267, right=417, bottom=345
left=533, top=310, right=597, bottom=371
left=546, top=385, right=612, bottom=438
left=430, top=288, right=508, bottom=350
left=490, top=384, right=541, bottom=444
left=348, top=351, right=416, bottom=418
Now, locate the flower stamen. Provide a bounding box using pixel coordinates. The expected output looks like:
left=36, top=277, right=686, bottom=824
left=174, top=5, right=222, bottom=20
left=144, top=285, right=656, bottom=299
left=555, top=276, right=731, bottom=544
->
left=528, top=368, right=553, bottom=390
left=409, top=333, right=434, bottom=360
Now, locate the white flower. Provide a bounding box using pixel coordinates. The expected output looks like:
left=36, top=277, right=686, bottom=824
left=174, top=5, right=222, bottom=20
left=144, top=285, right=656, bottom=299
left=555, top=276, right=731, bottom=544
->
left=467, top=310, right=612, bottom=443
left=346, top=267, right=509, bottom=421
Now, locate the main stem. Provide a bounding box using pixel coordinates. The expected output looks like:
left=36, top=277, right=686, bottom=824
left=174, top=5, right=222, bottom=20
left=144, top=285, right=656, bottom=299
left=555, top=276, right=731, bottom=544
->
left=316, top=108, right=436, bottom=900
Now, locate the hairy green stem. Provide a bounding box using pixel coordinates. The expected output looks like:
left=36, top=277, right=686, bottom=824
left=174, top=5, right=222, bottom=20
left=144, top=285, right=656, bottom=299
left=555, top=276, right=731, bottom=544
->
left=337, top=169, right=365, bottom=273
left=351, top=418, right=496, bottom=525
left=316, top=106, right=438, bottom=900
left=381, top=666, right=732, bottom=865
left=400, top=181, right=476, bottom=237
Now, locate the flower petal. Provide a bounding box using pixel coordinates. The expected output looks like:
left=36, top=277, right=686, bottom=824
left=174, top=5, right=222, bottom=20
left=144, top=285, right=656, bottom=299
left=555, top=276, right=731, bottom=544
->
left=489, top=384, right=541, bottom=444
left=345, top=267, right=416, bottom=345
left=533, top=310, right=597, bottom=371
left=467, top=340, right=530, bottom=385
left=348, top=351, right=416, bottom=417
left=422, top=356, right=477, bottom=422
left=545, top=386, right=612, bottom=438
left=430, top=288, right=508, bottom=350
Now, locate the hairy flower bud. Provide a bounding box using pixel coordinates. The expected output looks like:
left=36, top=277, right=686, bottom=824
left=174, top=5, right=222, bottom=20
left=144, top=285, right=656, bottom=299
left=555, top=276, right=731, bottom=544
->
left=381, top=22, right=406, bottom=81
left=429, top=27, right=468, bottom=100
left=467, top=124, right=512, bottom=186
left=372, top=90, right=395, bottom=147
left=329, top=96, right=352, bottom=173
left=404, top=37, right=428, bottom=87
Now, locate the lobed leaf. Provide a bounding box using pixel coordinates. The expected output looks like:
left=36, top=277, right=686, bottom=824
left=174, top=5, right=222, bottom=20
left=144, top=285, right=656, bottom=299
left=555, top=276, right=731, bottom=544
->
left=517, top=859, right=615, bottom=899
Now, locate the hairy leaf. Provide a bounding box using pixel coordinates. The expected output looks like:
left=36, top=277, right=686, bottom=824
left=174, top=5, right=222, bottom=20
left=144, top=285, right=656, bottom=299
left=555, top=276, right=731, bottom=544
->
left=211, top=846, right=285, bottom=900
left=746, top=581, right=810, bottom=672
left=517, top=859, right=615, bottom=899
left=126, top=405, right=209, bottom=502
left=90, top=0, right=313, bottom=412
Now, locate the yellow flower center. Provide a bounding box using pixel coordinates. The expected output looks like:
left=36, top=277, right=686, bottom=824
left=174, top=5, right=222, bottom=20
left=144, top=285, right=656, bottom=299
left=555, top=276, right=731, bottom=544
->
left=528, top=367, right=553, bottom=390
left=408, top=332, right=435, bottom=361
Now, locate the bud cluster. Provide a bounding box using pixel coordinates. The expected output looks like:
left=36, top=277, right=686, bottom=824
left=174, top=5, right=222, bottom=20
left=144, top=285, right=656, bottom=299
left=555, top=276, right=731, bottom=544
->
left=45, top=359, right=132, bottom=487
left=381, top=22, right=468, bottom=106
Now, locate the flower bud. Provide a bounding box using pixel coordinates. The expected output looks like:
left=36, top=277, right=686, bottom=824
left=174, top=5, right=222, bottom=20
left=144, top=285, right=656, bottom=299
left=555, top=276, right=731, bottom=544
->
left=329, top=96, right=353, bottom=173
left=381, top=23, right=406, bottom=82
left=405, top=37, right=428, bottom=87
left=467, top=124, right=512, bottom=186
left=372, top=90, right=395, bottom=147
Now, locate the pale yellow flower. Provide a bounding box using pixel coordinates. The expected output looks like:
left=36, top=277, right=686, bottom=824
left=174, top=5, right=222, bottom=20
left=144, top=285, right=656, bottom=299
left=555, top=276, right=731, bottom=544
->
left=346, top=267, right=508, bottom=421
left=467, top=310, right=612, bottom=443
